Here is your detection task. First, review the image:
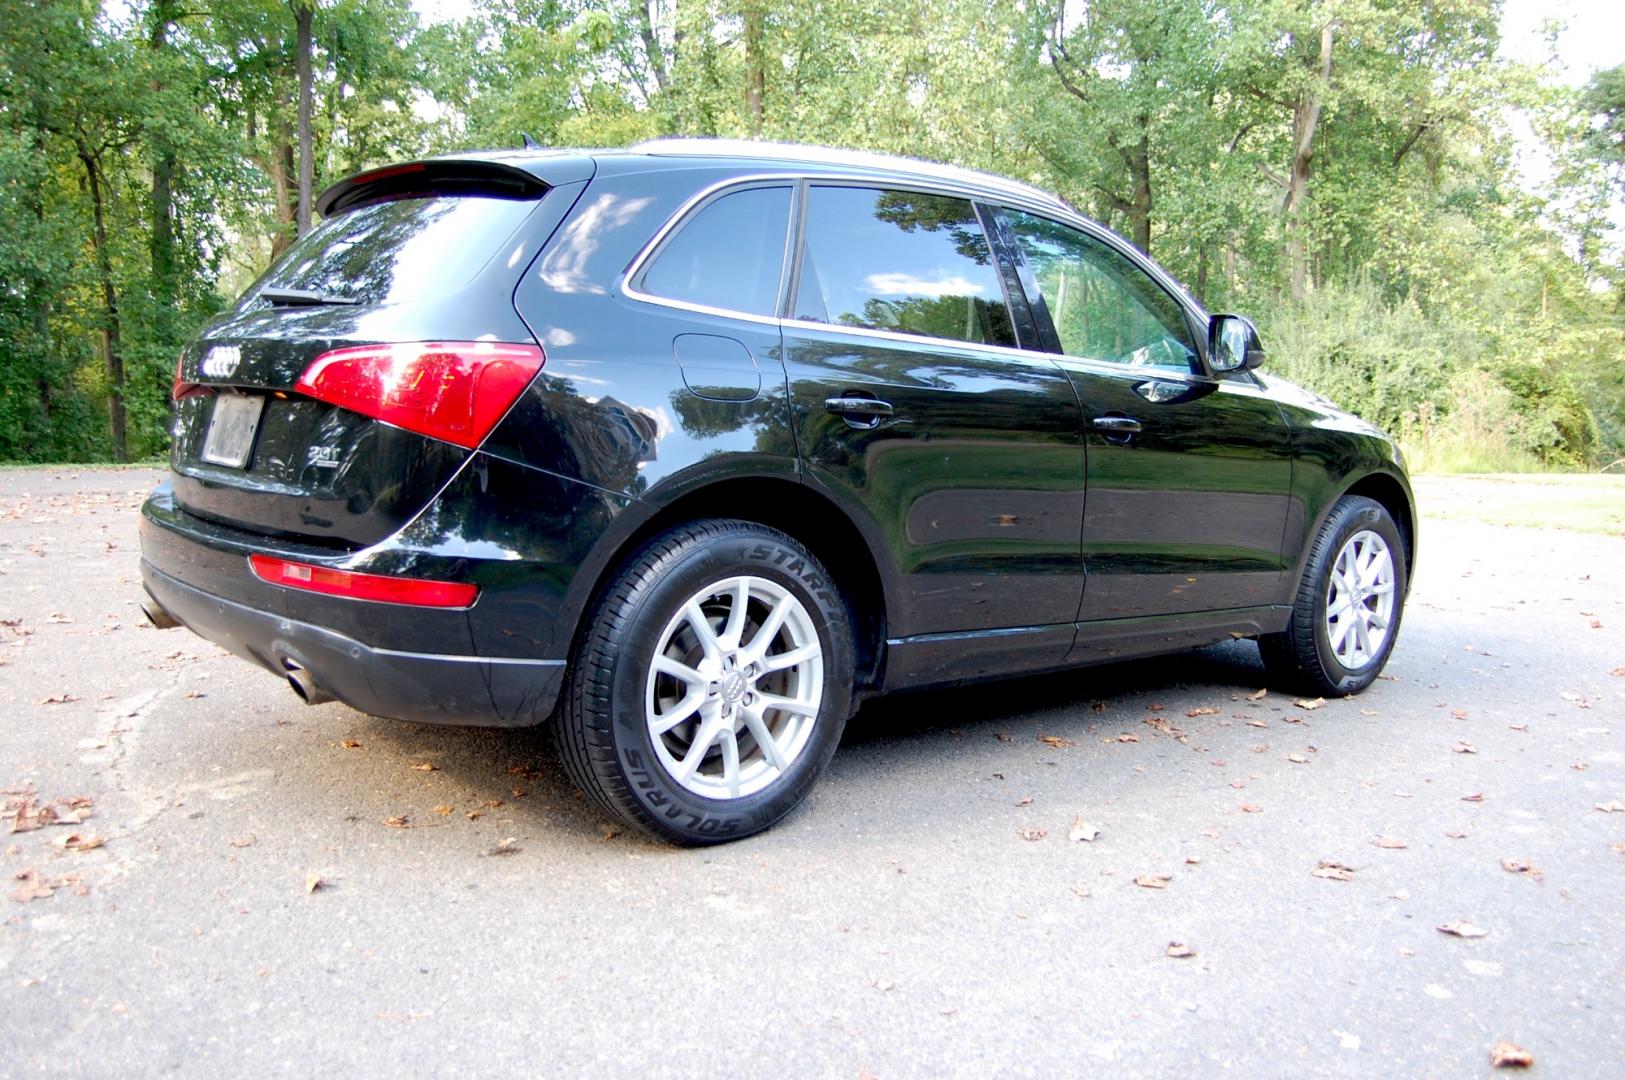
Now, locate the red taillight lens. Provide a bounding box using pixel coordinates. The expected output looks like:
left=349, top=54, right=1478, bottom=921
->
left=172, top=354, right=204, bottom=401
left=249, top=554, right=478, bottom=609
left=294, top=341, right=544, bottom=448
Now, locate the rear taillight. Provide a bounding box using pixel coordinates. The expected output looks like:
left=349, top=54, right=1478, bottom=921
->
left=172, top=354, right=206, bottom=401
left=294, top=341, right=544, bottom=448
left=249, top=554, right=478, bottom=608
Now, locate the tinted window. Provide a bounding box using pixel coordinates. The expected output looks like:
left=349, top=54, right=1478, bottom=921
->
left=639, top=186, right=791, bottom=316
left=257, top=195, right=540, bottom=307
left=795, top=186, right=1014, bottom=348
left=1005, top=209, right=1197, bottom=372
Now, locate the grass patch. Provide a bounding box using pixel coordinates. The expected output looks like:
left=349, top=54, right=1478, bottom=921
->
left=1412, top=473, right=1625, bottom=536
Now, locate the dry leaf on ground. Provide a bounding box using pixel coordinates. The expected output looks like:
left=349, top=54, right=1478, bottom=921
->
left=1293, top=697, right=1326, bottom=710
left=1286, top=753, right=1309, bottom=764
left=1165, top=942, right=1196, bottom=958
left=1239, top=803, right=1263, bottom=813
left=1134, top=873, right=1172, bottom=889
left=1116, top=732, right=1139, bottom=743
left=229, top=836, right=256, bottom=848
left=1037, top=734, right=1072, bottom=749
left=305, top=873, right=325, bottom=894
left=1453, top=741, right=1477, bottom=754
left=1438, top=920, right=1488, bottom=938
left=9, top=869, right=55, bottom=903
left=487, top=838, right=521, bottom=856
left=1311, top=860, right=1355, bottom=881
left=1247, top=688, right=1268, bottom=701
left=1500, top=858, right=1541, bottom=879
left=338, top=739, right=361, bottom=749
left=36, top=694, right=80, bottom=705
left=1018, top=827, right=1047, bottom=841
left=1372, top=836, right=1407, bottom=849
left=1462, top=792, right=1485, bottom=803
left=1450, top=709, right=1468, bottom=720
left=1445, top=829, right=1470, bottom=839
left=410, top=762, right=438, bottom=772
left=1490, top=1041, right=1534, bottom=1068
left=1186, top=707, right=1218, bottom=718
left=59, top=833, right=103, bottom=852
left=383, top=815, right=411, bottom=828
left=1595, top=801, right=1625, bottom=813
left=1068, top=816, right=1099, bottom=843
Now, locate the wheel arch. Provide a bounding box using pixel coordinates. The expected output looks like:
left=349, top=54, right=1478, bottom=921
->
left=1340, top=470, right=1416, bottom=581
left=565, top=475, right=893, bottom=694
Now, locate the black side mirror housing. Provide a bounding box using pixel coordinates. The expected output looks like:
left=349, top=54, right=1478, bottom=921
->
left=1209, top=314, right=1266, bottom=373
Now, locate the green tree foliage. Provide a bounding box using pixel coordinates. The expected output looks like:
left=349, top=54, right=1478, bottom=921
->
left=0, top=0, right=1620, bottom=468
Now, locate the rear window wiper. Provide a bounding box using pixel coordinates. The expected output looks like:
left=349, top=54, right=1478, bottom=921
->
left=260, top=286, right=361, bottom=307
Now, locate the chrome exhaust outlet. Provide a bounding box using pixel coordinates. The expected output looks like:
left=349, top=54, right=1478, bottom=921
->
left=283, top=661, right=333, bottom=706
left=141, top=598, right=180, bottom=630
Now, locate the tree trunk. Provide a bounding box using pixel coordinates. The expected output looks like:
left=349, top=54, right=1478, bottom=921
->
left=742, top=2, right=766, bottom=136
left=293, top=1, right=315, bottom=236
left=1283, top=22, right=1334, bottom=301
left=638, top=0, right=668, bottom=92
left=147, top=4, right=178, bottom=311
left=79, top=147, right=127, bottom=462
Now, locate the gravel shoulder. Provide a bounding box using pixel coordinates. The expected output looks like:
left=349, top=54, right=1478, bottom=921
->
left=2, top=468, right=1622, bottom=1077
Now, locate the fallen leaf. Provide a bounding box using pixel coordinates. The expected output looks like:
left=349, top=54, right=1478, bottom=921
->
left=432, top=804, right=453, bottom=816
left=36, top=694, right=80, bottom=706
left=1359, top=708, right=1380, bottom=716
left=994, top=731, right=1012, bottom=742
left=1445, top=829, right=1470, bottom=839
left=228, top=836, right=256, bottom=848
left=1145, top=703, right=1165, bottom=713
left=185, top=690, right=206, bottom=699
left=1246, top=688, right=1268, bottom=701
left=383, top=815, right=411, bottom=828
left=487, top=838, right=521, bottom=856
left=1251, top=744, right=1268, bottom=753
left=466, top=810, right=484, bottom=820
left=1590, top=619, right=1603, bottom=629
left=1286, top=753, right=1309, bottom=764
left=1184, top=855, right=1201, bottom=865
left=1437, top=920, right=1488, bottom=939
left=1014, top=796, right=1033, bottom=807
left=1165, top=942, right=1196, bottom=958
left=409, top=762, right=438, bottom=772
left=1453, top=741, right=1477, bottom=754
left=1116, top=732, right=1139, bottom=743
left=1594, top=801, right=1625, bottom=813
left=1239, top=803, right=1263, bottom=813
left=1293, top=697, right=1326, bottom=711
left=338, top=739, right=361, bottom=749
left=9, top=869, right=54, bottom=903
left=1451, top=709, right=1468, bottom=720
left=1500, top=858, right=1541, bottom=880
left=1571, top=762, right=1589, bottom=771
left=1311, top=860, right=1355, bottom=881
left=1134, top=873, right=1172, bottom=889
left=1068, top=816, right=1099, bottom=842
left=1037, top=734, right=1072, bottom=749
left=1610, top=842, right=1625, bottom=855
left=305, top=873, right=325, bottom=894
left=1018, top=827, right=1047, bottom=841
left=1490, top=1040, right=1534, bottom=1069
left=1462, top=793, right=1485, bottom=803
left=1610, top=666, right=1625, bottom=677
left=1185, top=707, right=1218, bottom=718
left=1508, top=723, right=1529, bottom=732
left=59, top=834, right=104, bottom=853
left=1246, top=719, right=1268, bottom=728
left=1372, top=836, right=1407, bottom=849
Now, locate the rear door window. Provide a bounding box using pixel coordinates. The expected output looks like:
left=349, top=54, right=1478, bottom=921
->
left=794, top=186, right=1015, bottom=348
left=255, top=195, right=543, bottom=308
left=638, top=185, right=792, bottom=316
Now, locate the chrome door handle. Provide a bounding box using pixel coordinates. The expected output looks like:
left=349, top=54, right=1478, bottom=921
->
left=1092, top=416, right=1142, bottom=434
left=825, top=396, right=894, bottom=428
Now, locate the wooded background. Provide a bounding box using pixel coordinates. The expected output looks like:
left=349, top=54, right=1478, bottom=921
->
left=1, top=0, right=1621, bottom=470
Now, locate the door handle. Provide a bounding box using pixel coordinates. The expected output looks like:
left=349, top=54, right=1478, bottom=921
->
left=1092, top=415, right=1142, bottom=435
left=825, top=396, right=894, bottom=428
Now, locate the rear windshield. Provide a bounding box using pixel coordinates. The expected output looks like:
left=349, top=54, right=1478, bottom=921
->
left=252, top=195, right=542, bottom=307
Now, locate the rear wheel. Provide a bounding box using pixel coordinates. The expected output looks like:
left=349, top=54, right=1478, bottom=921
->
left=555, top=520, right=853, bottom=844
left=1260, top=495, right=1407, bottom=696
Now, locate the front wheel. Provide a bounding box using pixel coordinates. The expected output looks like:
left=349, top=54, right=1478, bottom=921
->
left=555, top=520, right=853, bottom=844
left=1260, top=495, right=1408, bottom=696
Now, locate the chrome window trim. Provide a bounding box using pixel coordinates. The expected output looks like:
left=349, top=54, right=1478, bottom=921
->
left=616, top=169, right=1218, bottom=381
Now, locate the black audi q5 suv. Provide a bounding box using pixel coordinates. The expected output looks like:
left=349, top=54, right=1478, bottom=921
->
left=141, top=139, right=1415, bottom=843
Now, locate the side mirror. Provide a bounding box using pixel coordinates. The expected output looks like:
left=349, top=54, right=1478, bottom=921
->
left=1209, top=314, right=1265, bottom=373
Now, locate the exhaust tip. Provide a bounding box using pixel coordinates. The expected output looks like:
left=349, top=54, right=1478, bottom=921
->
left=283, top=661, right=334, bottom=706
left=141, top=598, right=181, bottom=630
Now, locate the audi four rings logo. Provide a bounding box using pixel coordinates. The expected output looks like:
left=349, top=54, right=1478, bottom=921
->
left=200, top=345, right=241, bottom=378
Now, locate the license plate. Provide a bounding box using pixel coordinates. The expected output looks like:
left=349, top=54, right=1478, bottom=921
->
left=201, top=393, right=265, bottom=468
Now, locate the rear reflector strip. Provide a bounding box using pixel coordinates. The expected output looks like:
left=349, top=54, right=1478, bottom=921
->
left=249, top=554, right=478, bottom=609
left=294, top=341, right=544, bottom=448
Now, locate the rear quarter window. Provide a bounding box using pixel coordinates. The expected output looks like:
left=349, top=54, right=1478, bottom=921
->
left=635, top=185, right=793, bottom=316
left=253, top=195, right=542, bottom=308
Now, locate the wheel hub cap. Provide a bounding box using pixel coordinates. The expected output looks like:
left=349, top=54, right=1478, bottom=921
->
left=645, top=575, right=824, bottom=800
left=1325, top=529, right=1396, bottom=671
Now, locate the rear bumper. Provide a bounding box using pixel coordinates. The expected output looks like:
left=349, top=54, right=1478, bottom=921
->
left=141, top=561, right=564, bottom=727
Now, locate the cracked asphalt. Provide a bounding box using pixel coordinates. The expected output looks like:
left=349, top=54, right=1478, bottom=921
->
left=2, top=467, right=1623, bottom=1078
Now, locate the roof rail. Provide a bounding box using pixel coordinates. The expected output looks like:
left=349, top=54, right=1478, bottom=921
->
left=629, top=138, right=1071, bottom=214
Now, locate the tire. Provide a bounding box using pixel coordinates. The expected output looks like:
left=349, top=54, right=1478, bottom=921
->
left=554, top=519, right=854, bottom=845
left=1260, top=494, right=1408, bottom=697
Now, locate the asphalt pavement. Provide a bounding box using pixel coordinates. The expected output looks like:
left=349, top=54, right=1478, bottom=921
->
left=1, top=467, right=1622, bottom=1078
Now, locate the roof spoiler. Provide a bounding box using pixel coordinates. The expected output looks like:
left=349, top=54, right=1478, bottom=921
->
left=315, top=159, right=550, bottom=217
